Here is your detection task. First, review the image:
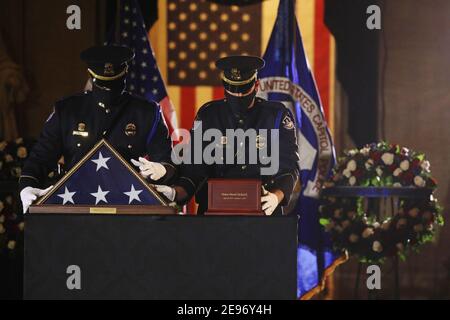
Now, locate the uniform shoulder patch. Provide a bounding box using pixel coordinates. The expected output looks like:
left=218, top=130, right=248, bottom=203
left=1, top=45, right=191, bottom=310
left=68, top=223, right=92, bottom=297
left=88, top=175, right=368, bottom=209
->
left=282, top=113, right=295, bottom=130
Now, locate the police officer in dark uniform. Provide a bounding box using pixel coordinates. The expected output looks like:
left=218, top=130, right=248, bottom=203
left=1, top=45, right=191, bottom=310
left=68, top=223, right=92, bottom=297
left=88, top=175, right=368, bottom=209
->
left=156, top=55, right=299, bottom=215
left=19, top=45, right=175, bottom=212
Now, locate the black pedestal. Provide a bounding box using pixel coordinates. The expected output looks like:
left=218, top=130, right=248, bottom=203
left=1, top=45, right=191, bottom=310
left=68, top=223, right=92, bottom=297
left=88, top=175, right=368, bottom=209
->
left=24, top=214, right=297, bottom=300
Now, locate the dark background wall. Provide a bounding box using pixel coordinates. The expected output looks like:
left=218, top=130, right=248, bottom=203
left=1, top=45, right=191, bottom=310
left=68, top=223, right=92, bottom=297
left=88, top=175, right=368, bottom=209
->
left=0, top=0, right=99, bottom=138
left=332, top=0, right=450, bottom=299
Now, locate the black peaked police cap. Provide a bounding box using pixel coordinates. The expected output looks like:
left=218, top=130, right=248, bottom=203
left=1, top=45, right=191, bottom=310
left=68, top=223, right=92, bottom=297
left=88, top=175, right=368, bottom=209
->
left=80, top=45, right=135, bottom=81
left=216, top=55, right=265, bottom=93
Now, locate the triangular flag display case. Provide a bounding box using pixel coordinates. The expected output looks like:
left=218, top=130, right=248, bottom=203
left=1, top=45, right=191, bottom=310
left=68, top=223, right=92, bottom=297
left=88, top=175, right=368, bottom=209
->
left=29, top=139, right=176, bottom=214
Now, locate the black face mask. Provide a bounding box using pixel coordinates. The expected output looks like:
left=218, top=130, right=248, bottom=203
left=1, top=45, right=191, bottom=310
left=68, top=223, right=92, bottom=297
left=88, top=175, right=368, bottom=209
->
left=91, top=76, right=126, bottom=109
left=225, top=89, right=257, bottom=115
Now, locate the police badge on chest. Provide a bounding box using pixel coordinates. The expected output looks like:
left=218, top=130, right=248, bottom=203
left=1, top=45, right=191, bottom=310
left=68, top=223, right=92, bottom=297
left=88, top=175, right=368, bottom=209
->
left=72, top=123, right=88, bottom=137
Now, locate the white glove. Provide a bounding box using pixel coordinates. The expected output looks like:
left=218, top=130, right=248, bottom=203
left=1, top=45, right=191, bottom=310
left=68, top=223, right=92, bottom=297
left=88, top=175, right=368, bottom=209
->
left=131, top=157, right=167, bottom=181
left=154, top=185, right=176, bottom=202
left=20, top=186, right=53, bottom=214
left=261, top=187, right=280, bottom=216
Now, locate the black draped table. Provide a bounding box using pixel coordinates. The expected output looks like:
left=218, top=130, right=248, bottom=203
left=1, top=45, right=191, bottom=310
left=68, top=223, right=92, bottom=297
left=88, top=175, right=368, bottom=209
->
left=24, top=214, right=297, bottom=300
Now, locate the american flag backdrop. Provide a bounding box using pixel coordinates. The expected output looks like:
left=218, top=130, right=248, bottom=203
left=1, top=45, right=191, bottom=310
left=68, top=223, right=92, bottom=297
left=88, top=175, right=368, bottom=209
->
left=149, top=0, right=335, bottom=135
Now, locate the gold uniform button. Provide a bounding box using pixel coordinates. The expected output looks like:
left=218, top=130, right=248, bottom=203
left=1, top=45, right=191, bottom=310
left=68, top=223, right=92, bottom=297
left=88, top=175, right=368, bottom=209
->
left=103, top=131, right=107, bottom=135
left=127, top=145, right=132, bottom=149
left=105, top=109, right=110, bottom=114
left=241, top=165, right=247, bottom=170
left=77, top=143, right=81, bottom=147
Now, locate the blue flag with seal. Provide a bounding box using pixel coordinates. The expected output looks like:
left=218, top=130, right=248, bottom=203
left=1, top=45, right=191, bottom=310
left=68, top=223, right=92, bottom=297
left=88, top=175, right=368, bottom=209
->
left=258, top=0, right=344, bottom=299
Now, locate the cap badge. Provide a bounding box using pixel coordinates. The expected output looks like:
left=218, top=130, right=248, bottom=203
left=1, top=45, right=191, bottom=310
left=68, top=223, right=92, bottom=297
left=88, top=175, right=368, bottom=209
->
left=230, top=68, right=241, bottom=80
left=104, top=63, right=114, bottom=75
left=125, top=123, right=137, bottom=136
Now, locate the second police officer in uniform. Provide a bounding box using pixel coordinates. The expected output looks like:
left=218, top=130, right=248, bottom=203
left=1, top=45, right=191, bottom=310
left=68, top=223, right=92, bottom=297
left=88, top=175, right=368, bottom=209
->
left=156, top=55, right=299, bottom=215
left=19, top=45, right=176, bottom=212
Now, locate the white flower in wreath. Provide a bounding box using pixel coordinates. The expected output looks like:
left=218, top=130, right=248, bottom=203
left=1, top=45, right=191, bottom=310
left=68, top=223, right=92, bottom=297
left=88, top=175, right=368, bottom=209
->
left=343, top=169, right=352, bottom=178
left=346, top=159, right=357, bottom=172
left=413, top=224, right=424, bottom=233
left=376, top=167, right=384, bottom=177
left=348, top=149, right=357, bottom=156
left=360, top=147, right=370, bottom=156
left=420, top=160, right=430, bottom=172
left=381, top=153, right=394, bottom=165
left=393, top=182, right=402, bottom=187
left=414, top=175, right=426, bottom=187
left=7, top=240, right=16, bottom=250
left=362, top=228, right=374, bottom=238
left=393, top=168, right=402, bottom=177
left=372, top=241, right=383, bottom=253
left=400, top=160, right=410, bottom=171
left=349, top=176, right=357, bottom=186
left=365, top=159, right=374, bottom=170
left=373, top=222, right=380, bottom=229
left=349, top=234, right=359, bottom=243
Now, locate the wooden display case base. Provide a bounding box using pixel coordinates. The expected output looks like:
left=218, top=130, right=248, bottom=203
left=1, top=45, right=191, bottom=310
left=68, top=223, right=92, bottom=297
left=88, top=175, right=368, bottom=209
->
left=29, top=204, right=177, bottom=215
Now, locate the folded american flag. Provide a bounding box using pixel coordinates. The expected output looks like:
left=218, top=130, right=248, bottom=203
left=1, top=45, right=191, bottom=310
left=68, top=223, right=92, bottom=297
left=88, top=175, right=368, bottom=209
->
left=39, top=140, right=165, bottom=206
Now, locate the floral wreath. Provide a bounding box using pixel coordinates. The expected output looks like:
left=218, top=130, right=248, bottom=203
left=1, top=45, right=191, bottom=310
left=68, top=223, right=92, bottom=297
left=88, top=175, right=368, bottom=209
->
left=0, top=138, right=34, bottom=253
left=319, top=142, right=444, bottom=263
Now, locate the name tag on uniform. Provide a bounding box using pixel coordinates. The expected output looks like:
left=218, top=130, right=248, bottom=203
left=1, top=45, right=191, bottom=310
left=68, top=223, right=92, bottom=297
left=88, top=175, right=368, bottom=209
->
left=73, top=123, right=88, bottom=137
left=72, top=131, right=89, bottom=137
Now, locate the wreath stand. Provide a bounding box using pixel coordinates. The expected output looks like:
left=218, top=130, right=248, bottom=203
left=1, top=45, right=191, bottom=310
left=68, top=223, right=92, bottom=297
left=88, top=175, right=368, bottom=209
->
left=322, top=186, right=433, bottom=300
